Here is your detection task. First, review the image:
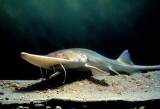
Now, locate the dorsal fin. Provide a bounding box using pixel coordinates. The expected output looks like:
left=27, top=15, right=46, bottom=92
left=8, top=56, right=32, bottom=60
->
left=117, top=50, right=134, bottom=65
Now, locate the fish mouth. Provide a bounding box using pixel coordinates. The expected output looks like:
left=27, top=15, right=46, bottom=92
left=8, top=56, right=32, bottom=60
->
left=48, top=64, right=66, bottom=70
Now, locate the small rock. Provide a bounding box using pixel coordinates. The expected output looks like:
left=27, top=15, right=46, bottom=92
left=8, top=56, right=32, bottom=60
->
left=122, top=75, right=128, bottom=79
left=79, top=83, right=84, bottom=86
left=69, top=85, right=75, bottom=90
left=5, top=81, right=11, bottom=85
left=0, top=91, right=4, bottom=95
left=46, top=106, right=52, bottom=109
left=34, top=103, right=45, bottom=108
left=11, top=83, right=19, bottom=88
left=56, top=106, right=62, bottom=109
left=138, top=106, right=145, bottom=109
left=136, top=80, right=142, bottom=86
left=17, top=106, right=24, bottom=109
left=131, top=76, right=136, bottom=80
left=5, top=97, right=9, bottom=100
left=30, top=100, right=34, bottom=104
left=47, top=89, right=52, bottom=93
left=5, top=84, right=10, bottom=88
left=23, top=106, right=29, bottom=109
left=36, top=90, right=41, bottom=93
left=0, top=83, right=3, bottom=86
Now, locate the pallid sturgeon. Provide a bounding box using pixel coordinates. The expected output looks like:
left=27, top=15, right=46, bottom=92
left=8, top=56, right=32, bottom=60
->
left=21, top=48, right=160, bottom=83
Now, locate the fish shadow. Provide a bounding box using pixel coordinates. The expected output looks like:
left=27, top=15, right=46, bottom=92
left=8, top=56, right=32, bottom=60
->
left=15, top=71, right=92, bottom=91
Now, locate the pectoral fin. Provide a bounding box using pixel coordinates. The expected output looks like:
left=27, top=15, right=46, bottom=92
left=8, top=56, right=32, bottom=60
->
left=85, top=64, right=108, bottom=76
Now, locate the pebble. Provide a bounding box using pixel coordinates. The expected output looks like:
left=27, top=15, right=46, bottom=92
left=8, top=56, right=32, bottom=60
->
left=46, top=106, right=52, bottom=109
left=131, top=76, right=136, bottom=80
left=5, top=81, right=11, bottom=84
left=5, top=97, right=9, bottom=100
left=56, top=106, right=62, bottom=109
left=0, top=83, right=3, bottom=86
left=136, top=80, right=142, bottom=86
left=23, top=106, right=29, bottom=109
left=17, top=106, right=24, bottom=109
left=138, top=106, right=145, bottom=109
left=0, top=91, right=4, bottom=95
left=34, top=103, right=45, bottom=108
left=36, top=90, right=41, bottom=93
left=122, top=75, right=128, bottom=79
left=69, top=85, right=75, bottom=90
left=11, top=83, right=19, bottom=88
left=79, top=83, right=84, bottom=86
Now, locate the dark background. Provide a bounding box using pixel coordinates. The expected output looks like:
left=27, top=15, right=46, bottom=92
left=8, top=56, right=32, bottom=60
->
left=1, top=0, right=160, bottom=79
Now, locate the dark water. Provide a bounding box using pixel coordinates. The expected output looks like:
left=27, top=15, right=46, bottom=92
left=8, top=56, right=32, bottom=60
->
left=1, top=0, right=160, bottom=79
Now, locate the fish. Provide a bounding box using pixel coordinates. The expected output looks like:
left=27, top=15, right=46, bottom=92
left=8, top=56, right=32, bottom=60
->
left=20, top=48, right=160, bottom=82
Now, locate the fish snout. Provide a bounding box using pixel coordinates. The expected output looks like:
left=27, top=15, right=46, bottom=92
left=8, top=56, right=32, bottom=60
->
left=20, top=52, right=28, bottom=59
